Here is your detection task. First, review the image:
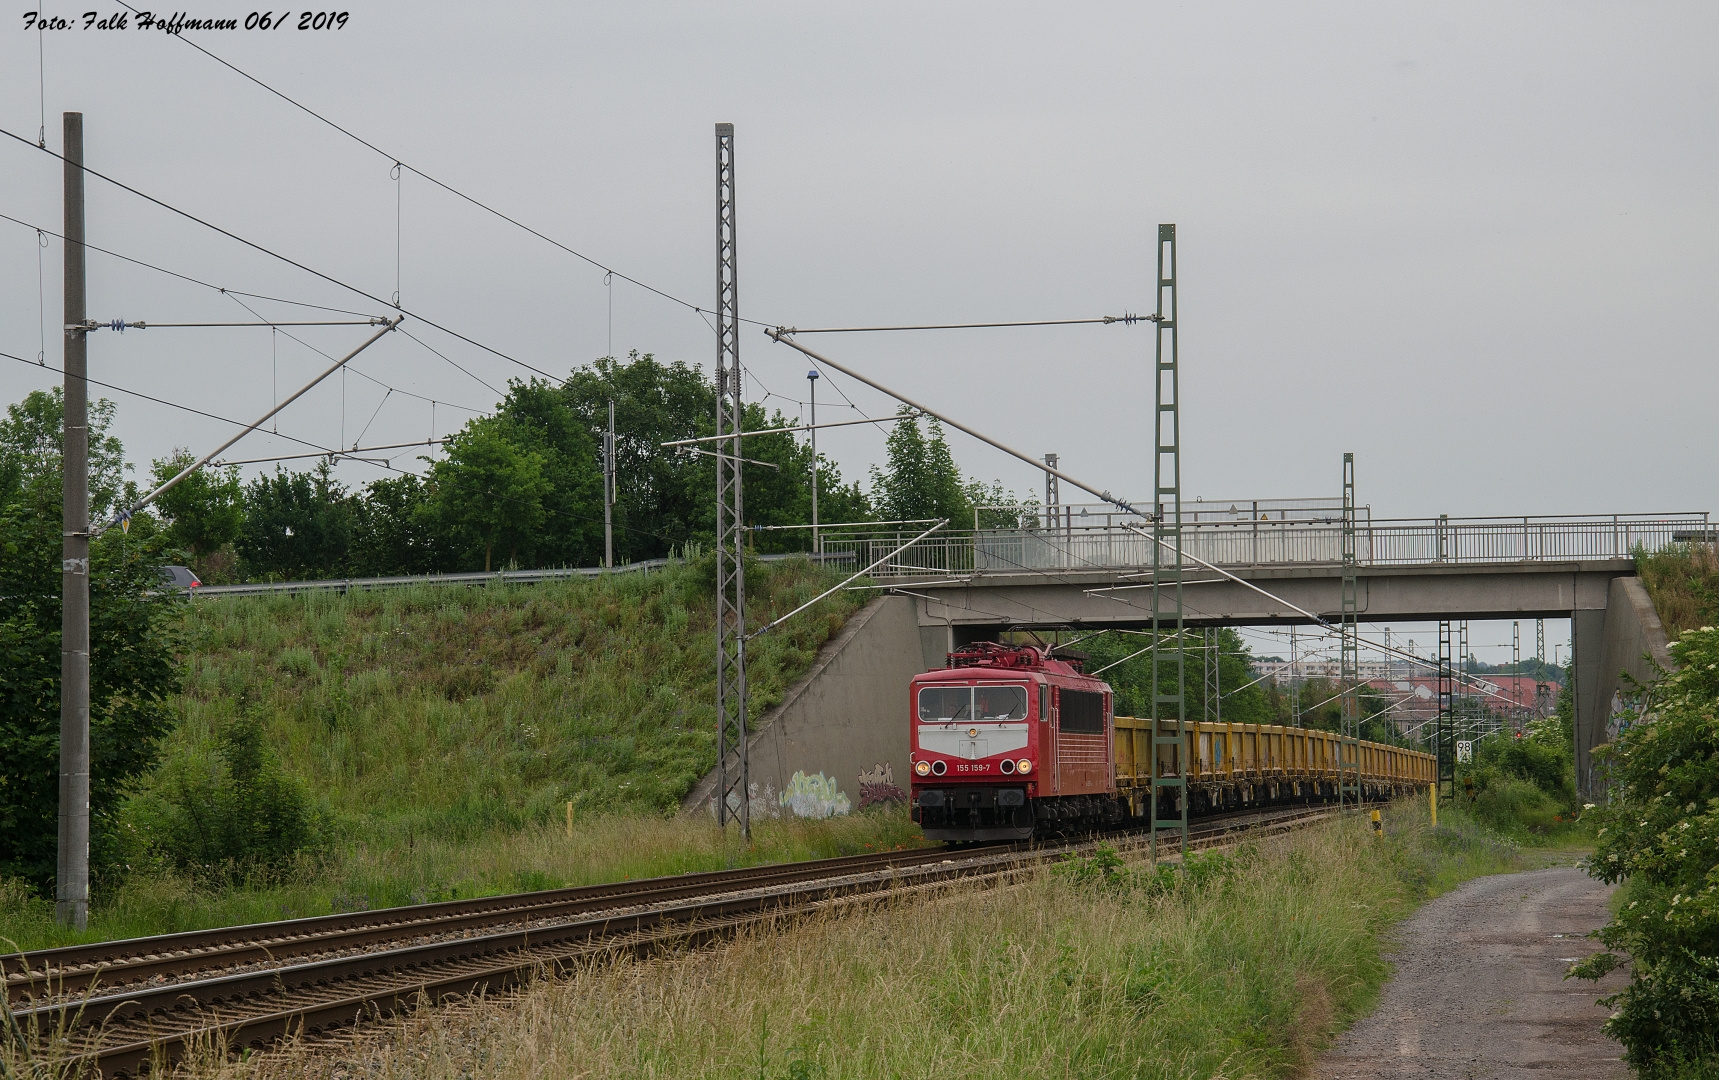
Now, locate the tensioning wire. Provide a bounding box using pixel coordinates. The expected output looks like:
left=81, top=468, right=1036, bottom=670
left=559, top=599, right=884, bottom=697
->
left=0, top=211, right=386, bottom=320
left=119, top=10, right=789, bottom=332
left=0, top=126, right=562, bottom=383
left=0, top=347, right=409, bottom=474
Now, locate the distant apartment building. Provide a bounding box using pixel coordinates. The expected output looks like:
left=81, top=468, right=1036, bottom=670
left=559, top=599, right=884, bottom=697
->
left=1253, top=657, right=1552, bottom=733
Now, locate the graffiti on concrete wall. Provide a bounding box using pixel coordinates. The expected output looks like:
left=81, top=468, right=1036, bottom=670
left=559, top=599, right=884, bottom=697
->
left=857, top=762, right=906, bottom=808
left=710, top=780, right=784, bottom=821
left=778, top=771, right=852, bottom=819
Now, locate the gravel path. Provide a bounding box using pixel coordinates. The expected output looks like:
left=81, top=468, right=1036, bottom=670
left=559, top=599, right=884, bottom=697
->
left=1314, top=865, right=1631, bottom=1080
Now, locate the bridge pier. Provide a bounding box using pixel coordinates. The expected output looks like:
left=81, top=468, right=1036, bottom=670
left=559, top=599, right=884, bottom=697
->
left=1572, top=608, right=1607, bottom=799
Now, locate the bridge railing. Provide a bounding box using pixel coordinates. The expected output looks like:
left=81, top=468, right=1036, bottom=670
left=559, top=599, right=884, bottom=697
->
left=817, top=512, right=1710, bottom=579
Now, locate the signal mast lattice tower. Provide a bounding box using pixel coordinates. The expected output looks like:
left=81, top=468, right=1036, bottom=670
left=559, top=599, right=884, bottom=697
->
left=1149, top=224, right=1187, bottom=861
left=1437, top=620, right=1455, bottom=801
left=713, top=122, right=750, bottom=838
left=1338, top=454, right=1361, bottom=813
left=1534, top=618, right=1551, bottom=716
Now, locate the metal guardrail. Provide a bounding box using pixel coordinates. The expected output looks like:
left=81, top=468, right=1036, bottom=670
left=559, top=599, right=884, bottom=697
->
left=175, top=513, right=1708, bottom=595
left=188, top=560, right=671, bottom=598
left=819, top=512, right=1711, bottom=579
left=185, top=552, right=857, bottom=599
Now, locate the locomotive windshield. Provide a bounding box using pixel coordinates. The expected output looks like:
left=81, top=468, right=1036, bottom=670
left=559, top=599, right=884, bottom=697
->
left=976, top=685, right=1028, bottom=720
left=917, top=685, right=1028, bottom=722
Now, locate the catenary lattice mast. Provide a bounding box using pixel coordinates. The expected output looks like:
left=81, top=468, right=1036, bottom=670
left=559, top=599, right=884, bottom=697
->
left=1150, top=224, right=1187, bottom=860
left=1339, top=453, right=1361, bottom=813
left=713, top=123, right=749, bottom=838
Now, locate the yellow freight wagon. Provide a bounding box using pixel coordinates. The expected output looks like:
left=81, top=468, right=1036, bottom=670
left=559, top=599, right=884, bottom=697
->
left=1113, top=717, right=1435, bottom=814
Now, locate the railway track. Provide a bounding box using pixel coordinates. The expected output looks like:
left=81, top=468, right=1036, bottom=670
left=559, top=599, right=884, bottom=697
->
left=4, top=803, right=1333, bottom=1077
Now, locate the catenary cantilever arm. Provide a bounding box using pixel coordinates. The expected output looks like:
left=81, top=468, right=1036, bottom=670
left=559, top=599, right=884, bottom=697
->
left=747, top=519, right=947, bottom=640
left=98, top=316, right=400, bottom=536
left=766, top=329, right=1151, bottom=520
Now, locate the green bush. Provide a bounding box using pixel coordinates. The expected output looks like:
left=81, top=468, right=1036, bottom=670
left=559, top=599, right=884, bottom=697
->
left=141, top=705, right=325, bottom=880
left=1456, top=692, right=1580, bottom=841
left=1572, top=624, right=1719, bottom=1076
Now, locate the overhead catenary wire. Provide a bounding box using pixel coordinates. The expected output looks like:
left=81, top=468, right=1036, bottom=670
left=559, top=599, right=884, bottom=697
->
left=767, top=330, right=1148, bottom=519
left=0, top=211, right=387, bottom=320
left=77, top=319, right=388, bottom=329
left=776, top=315, right=1157, bottom=334
left=214, top=438, right=447, bottom=468
left=109, top=318, right=401, bottom=532
left=1, top=347, right=410, bottom=473
left=396, top=326, right=503, bottom=398
left=661, top=414, right=917, bottom=448
left=0, top=127, right=562, bottom=384
left=222, top=292, right=484, bottom=417
left=676, top=446, right=780, bottom=470
left=768, top=334, right=1518, bottom=712
left=116, top=17, right=785, bottom=332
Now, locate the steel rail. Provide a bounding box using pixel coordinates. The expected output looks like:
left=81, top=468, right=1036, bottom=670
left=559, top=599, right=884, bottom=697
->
left=21, top=850, right=1052, bottom=1075
left=8, top=805, right=1344, bottom=1077
left=3, top=843, right=1010, bottom=1002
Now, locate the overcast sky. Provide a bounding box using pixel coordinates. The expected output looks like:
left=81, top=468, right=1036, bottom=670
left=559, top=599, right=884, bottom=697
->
left=2, top=2, right=1714, bottom=531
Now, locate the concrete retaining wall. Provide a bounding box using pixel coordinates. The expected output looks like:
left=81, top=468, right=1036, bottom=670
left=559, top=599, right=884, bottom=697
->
left=683, top=595, right=927, bottom=820
left=1577, top=576, right=1673, bottom=796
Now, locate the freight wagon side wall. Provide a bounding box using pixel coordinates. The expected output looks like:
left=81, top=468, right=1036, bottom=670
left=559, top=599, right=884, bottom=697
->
left=1114, top=718, right=1434, bottom=793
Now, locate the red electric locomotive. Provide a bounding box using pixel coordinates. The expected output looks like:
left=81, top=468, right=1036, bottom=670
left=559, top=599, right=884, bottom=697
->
left=909, top=642, right=1113, bottom=841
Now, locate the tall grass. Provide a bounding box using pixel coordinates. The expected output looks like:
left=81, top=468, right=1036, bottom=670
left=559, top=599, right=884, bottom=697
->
left=154, top=555, right=861, bottom=835
left=219, top=800, right=1522, bottom=1080
left=1638, top=541, right=1719, bottom=640
left=1, top=556, right=882, bottom=952
left=0, top=807, right=924, bottom=954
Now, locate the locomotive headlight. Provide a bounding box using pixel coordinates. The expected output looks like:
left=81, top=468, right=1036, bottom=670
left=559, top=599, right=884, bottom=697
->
left=1018, top=759, right=1033, bottom=774
left=967, top=727, right=979, bottom=738
left=931, top=760, right=947, bottom=776
left=1000, top=758, right=1016, bottom=774
left=915, top=760, right=931, bottom=776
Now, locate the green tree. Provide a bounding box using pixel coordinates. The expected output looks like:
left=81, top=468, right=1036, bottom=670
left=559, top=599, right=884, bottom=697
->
left=0, top=387, right=133, bottom=520
left=1574, top=625, right=1719, bottom=1075
left=870, top=411, right=971, bottom=525
left=493, top=378, right=605, bottom=567
left=558, top=352, right=716, bottom=562
left=0, top=415, right=179, bottom=893
left=237, top=460, right=355, bottom=580
left=149, top=448, right=243, bottom=559
left=350, top=472, right=441, bottom=576
left=429, top=417, right=550, bottom=571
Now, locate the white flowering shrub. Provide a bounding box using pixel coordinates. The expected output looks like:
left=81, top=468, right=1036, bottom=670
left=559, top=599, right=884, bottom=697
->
left=1573, top=624, right=1719, bottom=1075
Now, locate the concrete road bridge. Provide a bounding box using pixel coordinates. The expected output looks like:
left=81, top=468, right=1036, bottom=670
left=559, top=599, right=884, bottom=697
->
left=725, top=506, right=1701, bottom=808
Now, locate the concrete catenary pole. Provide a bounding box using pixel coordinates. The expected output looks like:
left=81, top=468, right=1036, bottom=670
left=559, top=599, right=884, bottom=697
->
left=58, top=111, right=91, bottom=930
left=604, top=399, right=615, bottom=569
left=807, top=368, right=818, bottom=555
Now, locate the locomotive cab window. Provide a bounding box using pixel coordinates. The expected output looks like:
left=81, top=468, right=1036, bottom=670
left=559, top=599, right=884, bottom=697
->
left=1038, top=684, right=1050, bottom=722
left=917, top=687, right=971, bottom=722
left=917, top=685, right=1028, bottom=722
left=974, top=685, right=1027, bottom=720
left=1059, top=689, right=1105, bottom=734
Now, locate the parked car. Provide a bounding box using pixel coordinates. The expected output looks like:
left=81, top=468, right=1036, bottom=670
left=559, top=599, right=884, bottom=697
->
left=159, top=565, right=202, bottom=592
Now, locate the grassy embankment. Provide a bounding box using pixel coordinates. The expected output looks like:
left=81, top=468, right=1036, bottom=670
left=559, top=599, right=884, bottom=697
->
left=215, top=799, right=1525, bottom=1080
left=0, top=556, right=922, bottom=953
left=1638, top=540, right=1719, bottom=641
